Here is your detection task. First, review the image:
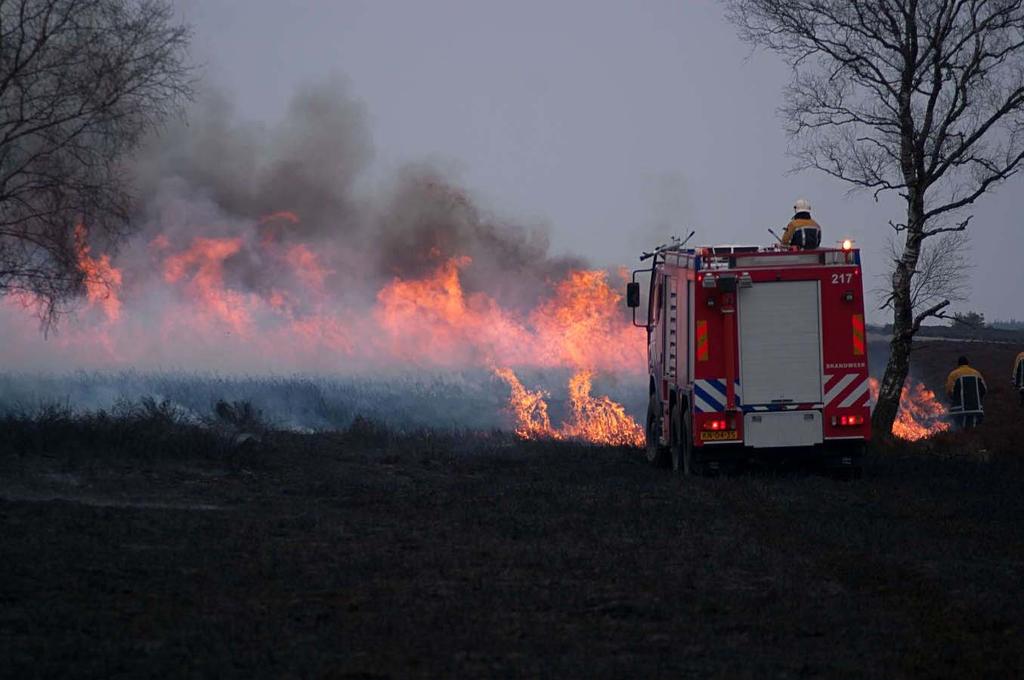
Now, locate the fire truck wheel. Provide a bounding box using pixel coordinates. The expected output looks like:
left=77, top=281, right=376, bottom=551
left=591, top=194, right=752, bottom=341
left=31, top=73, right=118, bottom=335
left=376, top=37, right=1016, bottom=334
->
left=670, top=402, right=689, bottom=475
left=680, top=411, right=705, bottom=477
left=645, top=396, right=670, bottom=468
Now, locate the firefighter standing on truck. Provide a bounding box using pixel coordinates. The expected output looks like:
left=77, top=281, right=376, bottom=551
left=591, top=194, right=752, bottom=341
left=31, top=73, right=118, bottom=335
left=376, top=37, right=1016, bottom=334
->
left=946, top=355, right=987, bottom=430
left=782, top=198, right=822, bottom=249
left=1013, top=351, right=1024, bottom=406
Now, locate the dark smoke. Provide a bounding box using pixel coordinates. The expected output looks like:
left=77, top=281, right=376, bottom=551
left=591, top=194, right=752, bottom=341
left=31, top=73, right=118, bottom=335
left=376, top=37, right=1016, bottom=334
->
left=133, top=78, right=371, bottom=235
left=128, top=77, right=584, bottom=310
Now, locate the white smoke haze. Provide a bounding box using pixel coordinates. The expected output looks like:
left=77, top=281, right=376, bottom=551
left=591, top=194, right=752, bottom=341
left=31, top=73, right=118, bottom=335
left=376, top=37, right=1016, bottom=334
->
left=0, top=369, right=646, bottom=433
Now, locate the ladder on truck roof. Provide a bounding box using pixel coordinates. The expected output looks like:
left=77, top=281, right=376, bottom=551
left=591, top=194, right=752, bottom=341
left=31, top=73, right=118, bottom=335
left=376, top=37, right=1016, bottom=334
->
left=639, top=231, right=696, bottom=262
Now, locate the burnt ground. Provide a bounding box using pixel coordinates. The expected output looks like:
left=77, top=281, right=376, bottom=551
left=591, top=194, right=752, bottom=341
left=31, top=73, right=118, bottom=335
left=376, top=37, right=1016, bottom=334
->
left=2, top=419, right=1023, bottom=678
left=2, top=339, right=1023, bottom=678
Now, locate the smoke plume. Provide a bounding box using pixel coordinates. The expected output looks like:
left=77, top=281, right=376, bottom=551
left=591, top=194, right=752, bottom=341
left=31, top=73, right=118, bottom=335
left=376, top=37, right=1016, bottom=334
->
left=0, top=78, right=641, bottom=378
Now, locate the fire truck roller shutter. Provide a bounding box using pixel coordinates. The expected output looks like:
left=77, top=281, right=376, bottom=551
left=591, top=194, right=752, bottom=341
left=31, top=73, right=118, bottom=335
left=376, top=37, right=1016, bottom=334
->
left=738, top=280, right=823, bottom=406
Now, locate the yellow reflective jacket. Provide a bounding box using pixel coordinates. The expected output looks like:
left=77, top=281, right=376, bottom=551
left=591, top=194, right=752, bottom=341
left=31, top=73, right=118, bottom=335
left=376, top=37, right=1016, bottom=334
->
left=945, top=365, right=985, bottom=397
left=946, top=365, right=987, bottom=414
left=782, top=217, right=821, bottom=245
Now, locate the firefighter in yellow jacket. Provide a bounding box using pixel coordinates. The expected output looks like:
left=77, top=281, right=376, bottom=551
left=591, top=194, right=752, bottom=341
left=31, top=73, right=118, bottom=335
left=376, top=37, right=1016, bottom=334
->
left=782, top=198, right=822, bottom=249
left=946, top=355, right=987, bottom=430
left=1013, top=351, right=1024, bottom=406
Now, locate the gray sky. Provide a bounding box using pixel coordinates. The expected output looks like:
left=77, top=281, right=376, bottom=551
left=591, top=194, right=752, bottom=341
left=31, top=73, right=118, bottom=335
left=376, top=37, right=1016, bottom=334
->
left=176, top=0, right=1023, bottom=324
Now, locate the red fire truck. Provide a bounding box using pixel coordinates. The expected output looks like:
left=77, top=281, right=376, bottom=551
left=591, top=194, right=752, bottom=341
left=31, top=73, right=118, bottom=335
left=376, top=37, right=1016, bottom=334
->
left=626, top=240, right=870, bottom=476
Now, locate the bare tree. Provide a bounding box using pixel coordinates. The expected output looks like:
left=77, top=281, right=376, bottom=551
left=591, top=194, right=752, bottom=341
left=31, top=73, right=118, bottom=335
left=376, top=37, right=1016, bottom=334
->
left=724, top=0, right=1024, bottom=435
left=0, top=0, right=192, bottom=327
left=877, top=229, right=971, bottom=319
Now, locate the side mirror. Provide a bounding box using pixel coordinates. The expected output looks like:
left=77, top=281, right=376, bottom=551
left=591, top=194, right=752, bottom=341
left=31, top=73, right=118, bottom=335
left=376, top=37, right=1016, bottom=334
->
left=626, top=282, right=640, bottom=308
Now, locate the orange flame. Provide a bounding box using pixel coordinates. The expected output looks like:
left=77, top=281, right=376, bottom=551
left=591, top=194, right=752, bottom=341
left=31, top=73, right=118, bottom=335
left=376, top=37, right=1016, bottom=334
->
left=5, top=214, right=647, bottom=428
left=74, top=225, right=122, bottom=321
left=154, top=231, right=356, bottom=356
left=376, top=256, right=644, bottom=371
left=492, top=367, right=555, bottom=439
left=561, top=370, right=645, bottom=446
left=285, top=243, right=332, bottom=294
left=375, top=256, right=523, bottom=366
left=869, top=377, right=951, bottom=441
left=529, top=270, right=641, bottom=371
left=495, top=368, right=644, bottom=447
left=162, top=236, right=254, bottom=334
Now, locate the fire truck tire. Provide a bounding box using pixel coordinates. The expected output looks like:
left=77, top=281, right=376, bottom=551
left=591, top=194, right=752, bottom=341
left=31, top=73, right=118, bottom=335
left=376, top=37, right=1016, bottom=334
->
left=682, top=432, right=705, bottom=476
left=678, top=408, right=709, bottom=477
left=670, top=402, right=689, bottom=475
left=645, top=396, right=670, bottom=468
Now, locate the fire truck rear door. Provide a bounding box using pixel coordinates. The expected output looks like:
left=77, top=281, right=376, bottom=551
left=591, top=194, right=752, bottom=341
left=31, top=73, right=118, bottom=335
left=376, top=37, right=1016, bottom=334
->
left=738, top=280, right=823, bottom=405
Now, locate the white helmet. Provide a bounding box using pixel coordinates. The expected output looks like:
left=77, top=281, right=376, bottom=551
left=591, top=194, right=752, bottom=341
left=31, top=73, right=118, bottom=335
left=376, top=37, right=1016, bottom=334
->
left=793, top=198, right=812, bottom=213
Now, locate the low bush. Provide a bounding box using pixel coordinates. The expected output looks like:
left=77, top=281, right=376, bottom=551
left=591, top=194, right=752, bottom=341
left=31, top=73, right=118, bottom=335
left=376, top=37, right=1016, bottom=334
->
left=2, top=399, right=234, bottom=460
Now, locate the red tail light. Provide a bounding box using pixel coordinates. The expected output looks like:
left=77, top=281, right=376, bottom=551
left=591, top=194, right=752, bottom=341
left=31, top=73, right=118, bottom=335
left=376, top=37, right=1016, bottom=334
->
left=703, top=418, right=728, bottom=431
left=838, top=415, right=864, bottom=427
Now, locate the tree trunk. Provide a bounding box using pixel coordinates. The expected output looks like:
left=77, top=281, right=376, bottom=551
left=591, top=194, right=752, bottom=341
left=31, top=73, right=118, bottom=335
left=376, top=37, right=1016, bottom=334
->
left=872, top=195, right=926, bottom=438
left=873, top=327, right=911, bottom=438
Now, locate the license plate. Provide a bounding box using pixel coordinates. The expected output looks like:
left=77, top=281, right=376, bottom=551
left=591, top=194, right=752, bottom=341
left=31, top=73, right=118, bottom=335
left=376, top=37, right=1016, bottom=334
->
left=700, top=430, right=739, bottom=442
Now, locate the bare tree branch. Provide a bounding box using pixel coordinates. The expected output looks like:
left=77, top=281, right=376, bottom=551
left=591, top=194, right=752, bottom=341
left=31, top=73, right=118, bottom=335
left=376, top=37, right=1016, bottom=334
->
left=921, top=215, right=971, bottom=236
left=912, top=299, right=952, bottom=333
left=0, top=0, right=194, bottom=328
